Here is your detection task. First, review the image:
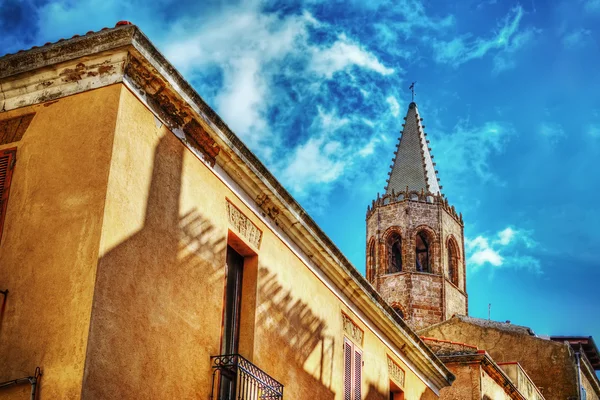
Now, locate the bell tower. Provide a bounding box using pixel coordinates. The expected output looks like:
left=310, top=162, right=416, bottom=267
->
left=366, top=102, right=467, bottom=331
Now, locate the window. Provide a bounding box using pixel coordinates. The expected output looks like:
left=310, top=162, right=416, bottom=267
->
left=0, top=148, right=17, bottom=243
left=415, top=231, right=431, bottom=273
left=344, top=338, right=362, bottom=400
left=387, top=232, right=402, bottom=274
left=367, top=239, right=376, bottom=282
left=447, top=237, right=460, bottom=286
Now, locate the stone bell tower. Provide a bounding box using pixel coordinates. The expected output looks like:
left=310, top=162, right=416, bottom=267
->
left=366, top=102, right=467, bottom=331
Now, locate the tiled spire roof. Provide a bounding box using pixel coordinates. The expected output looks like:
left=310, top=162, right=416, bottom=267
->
left=385, top=102, right=441, bottom=195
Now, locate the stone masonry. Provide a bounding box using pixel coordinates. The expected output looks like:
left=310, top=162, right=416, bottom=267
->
left=366, top=102, right=468, bottom=331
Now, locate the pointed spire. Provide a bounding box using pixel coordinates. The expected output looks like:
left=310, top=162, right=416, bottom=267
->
left=385, top=102, right=441, bottom=195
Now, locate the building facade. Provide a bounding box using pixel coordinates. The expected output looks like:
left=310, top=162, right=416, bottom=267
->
left=0, top=23, right=454, bottom=399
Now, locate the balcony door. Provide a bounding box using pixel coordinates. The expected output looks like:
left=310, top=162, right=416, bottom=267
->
left=223, top=245, right=244, bottom=355
left=219, top=246, right=244, bottom=400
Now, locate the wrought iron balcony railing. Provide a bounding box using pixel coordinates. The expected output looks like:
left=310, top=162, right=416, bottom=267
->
left=210, top=354, right=284, bottom=400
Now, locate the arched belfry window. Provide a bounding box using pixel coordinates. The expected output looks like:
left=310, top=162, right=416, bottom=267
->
left=387, top=232, right=402, bottom=274
left=447, top=237, right=460, bottom=286
left=367, top=239, right=376, bottom=282
left=415, top=231, right=431, bottom=273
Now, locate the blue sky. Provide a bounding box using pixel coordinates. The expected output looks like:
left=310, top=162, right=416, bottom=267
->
left=2, top=0, right=599, bottom=343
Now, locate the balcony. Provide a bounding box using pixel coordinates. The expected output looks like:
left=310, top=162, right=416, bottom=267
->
left=210, top=354, right=284, bottom=400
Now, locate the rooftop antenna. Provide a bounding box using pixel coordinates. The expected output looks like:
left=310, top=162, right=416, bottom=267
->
left=488, top=303, right=491, bottom=320
left=409, top=81, right=416, bottom=102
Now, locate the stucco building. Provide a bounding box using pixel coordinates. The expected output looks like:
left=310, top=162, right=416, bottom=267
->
left=0, top=22, right=454, bottom=399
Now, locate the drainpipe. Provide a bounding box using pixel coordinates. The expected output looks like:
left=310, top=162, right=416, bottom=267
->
left=575, top=350, right=583, bottom=400
left=0, top=367, right=42, bottom=400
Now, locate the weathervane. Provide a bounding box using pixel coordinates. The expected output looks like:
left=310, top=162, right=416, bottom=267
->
left=409, top=81, right=416, bottom=102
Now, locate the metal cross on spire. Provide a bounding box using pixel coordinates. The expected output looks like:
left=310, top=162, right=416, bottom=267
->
left=409, top=81, right=416, bottom=102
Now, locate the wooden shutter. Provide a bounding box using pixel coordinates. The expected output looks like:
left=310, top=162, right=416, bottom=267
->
left=344, top=340, right=353, bottom=400
left=354, top=348, right=362, bottom=400
left=0, top=148, right=17, bottom=243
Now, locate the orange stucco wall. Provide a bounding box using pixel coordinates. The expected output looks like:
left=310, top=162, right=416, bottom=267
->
left=0, top=85, right=121, bottom=398
left=76, top=85, right=439, bottom=399
left=0, top=82, right=443, bottom=399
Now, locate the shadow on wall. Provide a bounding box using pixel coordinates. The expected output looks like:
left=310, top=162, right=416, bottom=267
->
left=365, top=384, right=387, bottom=400
left=81, top=130, right=337, bottom=399
left=81, top=132, right=227, bottom=399
left=364, top=383, right=438, bottom=400
left=255, top=268, right=336, bottom=398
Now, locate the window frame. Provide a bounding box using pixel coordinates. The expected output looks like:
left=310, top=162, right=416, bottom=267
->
left=343, top=337, right=363, bottom=400
left=0, top=147, right=17, bottom=244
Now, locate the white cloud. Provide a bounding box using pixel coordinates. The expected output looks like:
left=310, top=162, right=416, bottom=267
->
left=277, top=107, right=389, bottom=200
left=431, top=6, right=537, bottom=72
left=160, top=6, right=396, bottom=167
left=386, top=96, right=401, bottom=117
left=467, top=226, right=540, bottom=273
left=497, top=227, right=515, bottom=245
left=433, top=120, right=515, bottom=184
left=310, top=34, right=395, bottom=78
left=467, top=236, right=503, bottom=266
left=279, top=108, right=350, bottom=195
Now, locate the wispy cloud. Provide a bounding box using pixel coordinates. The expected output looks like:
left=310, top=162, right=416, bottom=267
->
left=433, top=120, right=515, bottom=184
left=561, top=28, right=592, bottom=49
left=431, top=6, right=537, bottom=72
left=310, top=33, right=395, bottom=78
left=466, top=226, right=541, bottom=273
left=161, top=5, right=396, bottom=170
left=386, top=96, right=401, bottom=117
left=588, top=125, right=600, bottom=138
left=277, top=107, right=384, bottom=200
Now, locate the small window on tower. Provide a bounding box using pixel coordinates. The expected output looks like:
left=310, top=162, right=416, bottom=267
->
left=415, top=231, right=431, bottom=273
left=367, top=239, right=376, bottom=282
left=447, top=237, right=460, bottom=286
left=387, top=232, right=402, bottom=274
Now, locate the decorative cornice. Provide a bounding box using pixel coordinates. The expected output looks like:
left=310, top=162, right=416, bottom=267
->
left=226, top=199, right=262, bottom=249
left=342, top=312, right=364, bottom=346
left=124, top=56, right=220, bottom=166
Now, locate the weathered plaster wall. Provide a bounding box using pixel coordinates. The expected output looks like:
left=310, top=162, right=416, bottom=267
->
left=80, top=86, right=438, bottom=399
left=444, top=282, right=466, bottom=321
left=581, top=369, right=600, bottom=400
left=0, top=85, right=120, bottom=398
left=499, top=363, right=544, bottom=400
left=421, top=318, right=578, bottom=399
left=480, top=369, right=513, bottom=400
left=438, top=363, right=480, bottom=400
